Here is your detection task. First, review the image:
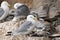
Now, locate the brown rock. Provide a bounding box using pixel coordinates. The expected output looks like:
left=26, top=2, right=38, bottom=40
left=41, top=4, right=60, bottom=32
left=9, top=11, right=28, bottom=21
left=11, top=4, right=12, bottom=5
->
left=52, top=37, right=60, bottom=40
left=0, top=20, right=25, bottom=40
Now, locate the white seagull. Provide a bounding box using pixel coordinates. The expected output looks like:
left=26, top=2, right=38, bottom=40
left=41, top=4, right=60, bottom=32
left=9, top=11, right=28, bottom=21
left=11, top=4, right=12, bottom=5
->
left=12, top=3, right=30, bottom=22
left=0, top=1, right=10, bottom=20
left=9, top=15, right=37, bottom=36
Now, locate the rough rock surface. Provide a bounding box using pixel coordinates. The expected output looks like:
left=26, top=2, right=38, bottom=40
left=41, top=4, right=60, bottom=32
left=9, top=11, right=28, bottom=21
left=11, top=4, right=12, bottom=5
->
left=0, top=20, right=25, bottom=40
left=0, top=0, right=60, bottom=40
left=0, top=20, right=51, bottom=40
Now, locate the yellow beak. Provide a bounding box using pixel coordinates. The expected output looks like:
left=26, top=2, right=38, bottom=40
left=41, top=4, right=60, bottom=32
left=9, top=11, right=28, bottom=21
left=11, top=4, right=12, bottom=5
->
left=33, top=17, right=38, bottom=21
left=8, top=4, right=10, bottom=7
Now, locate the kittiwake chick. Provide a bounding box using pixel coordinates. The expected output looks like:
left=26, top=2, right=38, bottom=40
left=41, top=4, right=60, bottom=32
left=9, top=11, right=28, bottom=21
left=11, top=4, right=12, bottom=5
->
left=35, top=18, right=50, bottom=35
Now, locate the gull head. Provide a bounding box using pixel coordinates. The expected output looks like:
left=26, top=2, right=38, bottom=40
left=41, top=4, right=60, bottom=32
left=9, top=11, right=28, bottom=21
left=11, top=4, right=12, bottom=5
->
left=14, top=3, right=23, bottom=9
left=27, top=15, right=38, bottom=24
left=1, top=1, right=10, bottom=7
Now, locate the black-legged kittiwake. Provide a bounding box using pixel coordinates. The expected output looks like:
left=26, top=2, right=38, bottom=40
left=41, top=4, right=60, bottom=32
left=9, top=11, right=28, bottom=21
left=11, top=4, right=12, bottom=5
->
left=12, top=3, right=30, bottom=21
left=0, top=1, right=10, bottom=20
left=7, top=15, right=38, bottom=36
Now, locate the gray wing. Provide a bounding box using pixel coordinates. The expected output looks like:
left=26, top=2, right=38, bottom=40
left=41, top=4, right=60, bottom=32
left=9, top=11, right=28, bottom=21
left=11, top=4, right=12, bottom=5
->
left=15, top=5, right=30, bottom=16
left=0, top=7, right=9, bottom=20
left=12, top=21, right=35, bottom=35
left=0, top=8, right=4, bottom=17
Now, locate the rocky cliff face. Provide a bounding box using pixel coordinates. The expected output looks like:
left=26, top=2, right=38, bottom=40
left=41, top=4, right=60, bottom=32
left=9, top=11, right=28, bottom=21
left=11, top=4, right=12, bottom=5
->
left=0, top=0, right=60, bottom=40
left=0, top=20, right=51, bottom=40
left=0, top=20, right=25, bottom=40
left=32, top=0, right=60, bottom=18
left=4, top=0, right=33, bottom=9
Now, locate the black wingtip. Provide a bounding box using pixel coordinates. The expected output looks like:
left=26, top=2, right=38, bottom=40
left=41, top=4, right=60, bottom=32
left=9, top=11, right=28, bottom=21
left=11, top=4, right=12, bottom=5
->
left=5, top=33, right=12, bottom=36
left=5, top=31, right=12, bottom=36
left=7, top=31, right=12, bottom=33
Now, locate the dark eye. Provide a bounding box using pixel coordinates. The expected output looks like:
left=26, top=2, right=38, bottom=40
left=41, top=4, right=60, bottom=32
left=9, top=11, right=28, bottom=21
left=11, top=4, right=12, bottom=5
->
left=12, top=11, right=15, bottom=13
left=34, top=15, right=36, bottom=17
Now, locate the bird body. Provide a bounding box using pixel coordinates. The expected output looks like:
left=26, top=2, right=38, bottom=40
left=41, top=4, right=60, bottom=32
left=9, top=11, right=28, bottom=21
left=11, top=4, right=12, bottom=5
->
left=0, top=1, right=10, bottom=20
left=34, top=18, right=50, bottom=35
left=12, top=21, right=36, bottom=35
left=12, top=3, right=30, bottom=22
left=8, top=15, right=37, bottom=36
left=36, top=19, right=46, bottom=33
left=15, top=5, right=30, bottom=16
